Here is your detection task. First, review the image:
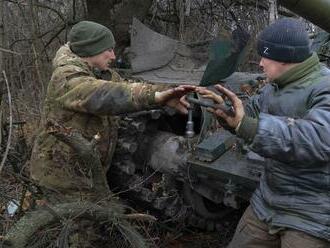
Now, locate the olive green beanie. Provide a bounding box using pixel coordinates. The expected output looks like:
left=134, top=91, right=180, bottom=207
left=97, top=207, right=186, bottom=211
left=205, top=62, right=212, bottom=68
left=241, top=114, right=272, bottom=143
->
left=68, top=21, right=116, bottom=57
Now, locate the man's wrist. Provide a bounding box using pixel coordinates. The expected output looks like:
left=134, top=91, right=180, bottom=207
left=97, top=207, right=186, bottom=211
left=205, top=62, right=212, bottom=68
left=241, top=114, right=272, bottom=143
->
left=144, top=88, right=159, bottom=107
left=235, top=119, right=243, bottom=133
left=154, top=91, right=162, bottom=104
left=236, top=115, right=258, bottom=144
left=153, top=85, right=173, bottom=105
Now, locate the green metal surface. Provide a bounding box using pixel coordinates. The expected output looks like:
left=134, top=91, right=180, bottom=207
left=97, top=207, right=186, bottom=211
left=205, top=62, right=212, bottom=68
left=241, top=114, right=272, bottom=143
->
left=195, top=131, right=236, bottom=162
left=187, top=149, right=261, bottom=201
left=279, top=0, right=330, bottom=33
left=200, top=28, right=250, bottom=86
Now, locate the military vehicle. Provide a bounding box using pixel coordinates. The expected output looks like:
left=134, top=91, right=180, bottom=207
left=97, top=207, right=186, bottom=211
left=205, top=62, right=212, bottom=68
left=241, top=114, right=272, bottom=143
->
left=109, top=0, right=330, bottom=230
left=3, top=1, right=330, bottom=247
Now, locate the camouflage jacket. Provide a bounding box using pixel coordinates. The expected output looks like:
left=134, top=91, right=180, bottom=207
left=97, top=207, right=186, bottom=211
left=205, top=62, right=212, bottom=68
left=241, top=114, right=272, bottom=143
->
left=30, top=44, right=167, bottom=200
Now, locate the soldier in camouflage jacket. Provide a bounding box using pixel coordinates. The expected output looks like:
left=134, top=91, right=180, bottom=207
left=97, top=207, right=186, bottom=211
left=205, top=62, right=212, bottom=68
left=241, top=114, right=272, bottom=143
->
left=30, top=21, right=194, bottom=203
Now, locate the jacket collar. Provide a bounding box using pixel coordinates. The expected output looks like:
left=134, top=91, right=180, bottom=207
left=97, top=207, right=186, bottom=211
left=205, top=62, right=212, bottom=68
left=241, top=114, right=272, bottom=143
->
left=53, top=43, right=92, bottom=73
left=273, top=53, right=320, bottom=88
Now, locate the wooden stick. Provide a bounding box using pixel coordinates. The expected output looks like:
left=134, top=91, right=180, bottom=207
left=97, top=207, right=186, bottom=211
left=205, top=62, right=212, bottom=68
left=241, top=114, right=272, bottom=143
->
left=0, top=71, right=13, bottom=174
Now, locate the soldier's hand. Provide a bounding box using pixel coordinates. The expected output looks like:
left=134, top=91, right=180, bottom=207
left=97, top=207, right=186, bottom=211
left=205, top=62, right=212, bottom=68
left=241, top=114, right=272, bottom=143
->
left=155, top=85, right=196, bottom=114
left=197, top=85, right=245, bottom=129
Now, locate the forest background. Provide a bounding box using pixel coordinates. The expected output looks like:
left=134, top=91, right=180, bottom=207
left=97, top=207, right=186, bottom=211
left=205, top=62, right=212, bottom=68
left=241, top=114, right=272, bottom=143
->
left=0, top=0, right=317, bottom=246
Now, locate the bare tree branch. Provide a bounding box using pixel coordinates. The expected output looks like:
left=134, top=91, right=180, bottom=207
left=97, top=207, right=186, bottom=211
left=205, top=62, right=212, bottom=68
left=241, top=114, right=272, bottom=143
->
left=46, top=121, right=111, bottom=197
left=0, top=47, right=21, bottom=55
left=0, top=71, right=13, bottom=174
left=4, top=0, right=67, bottom=23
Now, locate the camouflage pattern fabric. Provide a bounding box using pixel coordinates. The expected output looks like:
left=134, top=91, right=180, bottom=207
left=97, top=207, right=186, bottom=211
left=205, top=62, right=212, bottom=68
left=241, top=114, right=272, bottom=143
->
left=30, top=44, right=168, bottom=202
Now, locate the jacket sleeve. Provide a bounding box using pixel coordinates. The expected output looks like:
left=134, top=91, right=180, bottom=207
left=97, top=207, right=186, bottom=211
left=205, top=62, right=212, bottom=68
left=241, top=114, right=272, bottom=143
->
left=244, top=84, right=275, bottom=118
left=245, top=94, right=260, bottom=118
left=53, top=70, right=169, bottom=116
left=250, top=84, right=330, bottom=164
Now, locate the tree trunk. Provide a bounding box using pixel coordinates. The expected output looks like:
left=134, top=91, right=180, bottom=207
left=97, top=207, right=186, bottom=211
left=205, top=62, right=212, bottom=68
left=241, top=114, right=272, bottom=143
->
left=0, top=0, right=4, bottom=150
left=269, top=0, right=278, bottom=23
left=0, top=0, right=4, bottom=71
left=3, top=201, right=147, bottom=248
left=86, top=0, right=153, bottom=53
left=29, top=0, right=47, bottom=101
left=176, top=0, right=185, bottom=41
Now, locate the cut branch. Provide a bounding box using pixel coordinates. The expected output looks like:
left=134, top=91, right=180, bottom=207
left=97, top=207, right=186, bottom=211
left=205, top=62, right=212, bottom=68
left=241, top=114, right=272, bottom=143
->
left=46, top=121, right=111, bottom=197
left=0, top=47, right=21, bottom=55
left=0, top=71, right=13, bottom=174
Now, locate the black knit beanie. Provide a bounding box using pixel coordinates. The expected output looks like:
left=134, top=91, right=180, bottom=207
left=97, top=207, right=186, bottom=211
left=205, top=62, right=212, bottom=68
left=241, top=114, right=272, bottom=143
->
left=68, top=21, right=115, bottom=57
left=257, top=18, right=312, bottom=63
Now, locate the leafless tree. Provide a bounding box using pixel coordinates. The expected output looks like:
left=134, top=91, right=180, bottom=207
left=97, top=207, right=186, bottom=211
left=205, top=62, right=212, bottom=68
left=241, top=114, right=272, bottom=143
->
left=0, top=0, right=296, bottom=242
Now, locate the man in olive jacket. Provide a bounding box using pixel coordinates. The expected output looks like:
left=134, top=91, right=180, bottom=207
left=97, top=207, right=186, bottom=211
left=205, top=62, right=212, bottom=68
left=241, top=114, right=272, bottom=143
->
left=30, top=21, right=194, bottom=203
left=198, top=18, right=330, bottom=247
